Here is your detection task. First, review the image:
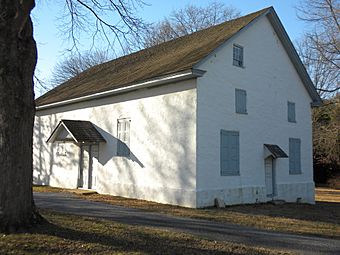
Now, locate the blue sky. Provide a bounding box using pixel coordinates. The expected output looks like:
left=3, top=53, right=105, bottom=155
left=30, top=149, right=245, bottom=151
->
left=32, top=0, right=305, bottom=94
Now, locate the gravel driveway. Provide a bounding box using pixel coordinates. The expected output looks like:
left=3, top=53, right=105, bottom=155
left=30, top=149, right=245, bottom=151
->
left=34, top=192, right=340, bottom=255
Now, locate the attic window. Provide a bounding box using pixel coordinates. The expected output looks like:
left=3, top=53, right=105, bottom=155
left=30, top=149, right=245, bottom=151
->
left=233, top=44, right=243, bottom=67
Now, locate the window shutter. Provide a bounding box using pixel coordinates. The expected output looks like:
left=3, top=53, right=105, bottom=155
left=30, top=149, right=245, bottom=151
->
left=289, top=138, right=295, bottom=171
left=235, top=89, right=247, bottom=114
left=117, top=119, right=131, bottom=156
left=295, top=139, right=301, bottom=172
left=221, top=130, right=240, bottom=176
left=288, top=102, right=296, bottom=122
left=289, top=138, right=301, bottom=174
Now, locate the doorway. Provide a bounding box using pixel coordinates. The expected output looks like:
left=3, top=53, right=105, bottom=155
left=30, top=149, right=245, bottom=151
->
left=264, top=156, right=275, bottom=197
left=78, top=144, right=98, bottom=189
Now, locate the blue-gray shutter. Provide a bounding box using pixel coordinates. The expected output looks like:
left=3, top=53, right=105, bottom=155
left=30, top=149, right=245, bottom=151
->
left=220, top=130, right=240, bottom=176
left=289, top=138, right=301, bottom=174
left=235, top=89, right=247, bottom=114
left=288, top=102, right=296, bottom=122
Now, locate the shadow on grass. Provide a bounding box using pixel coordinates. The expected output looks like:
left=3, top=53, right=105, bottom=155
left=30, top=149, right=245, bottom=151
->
left=22, top=211, right=241, bottom=255
left=223, top=201, right=340, bottom=225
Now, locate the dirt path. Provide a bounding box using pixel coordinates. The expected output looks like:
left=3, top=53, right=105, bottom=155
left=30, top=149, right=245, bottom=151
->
left=34, top=192, right=340, bottom=255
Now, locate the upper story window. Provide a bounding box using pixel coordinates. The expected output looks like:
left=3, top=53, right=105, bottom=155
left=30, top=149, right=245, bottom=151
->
left=117, top=118, right=131, bottom=156
left=233, top=44, right=243, bottom=67
left=288, top=101, right=296, bottom=123
left=235, top=89, right=247, bottom=114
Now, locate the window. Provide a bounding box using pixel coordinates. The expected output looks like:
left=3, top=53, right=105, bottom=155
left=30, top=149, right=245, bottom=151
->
left=220, top=130, right=240, bottom=176
left=289, top=138, right=301, bottom=174
left=235, top=89, right=247, bottom=114
left=233, top=44, right=243, bottom=67
left=117, top=118, right=130, bottom=156
left=288, top=101, right=296, bottom=123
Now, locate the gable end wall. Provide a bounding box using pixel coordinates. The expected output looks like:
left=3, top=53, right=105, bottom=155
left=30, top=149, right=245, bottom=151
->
left=196, top=16, right=314, bottom=207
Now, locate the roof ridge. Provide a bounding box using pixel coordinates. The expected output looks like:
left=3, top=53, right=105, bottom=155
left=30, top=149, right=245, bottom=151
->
left=71, top=6, right=272, bottom=79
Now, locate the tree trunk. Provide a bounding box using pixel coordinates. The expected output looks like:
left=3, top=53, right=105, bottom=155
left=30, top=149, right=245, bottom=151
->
left=0, top=0, right=41, bottom=232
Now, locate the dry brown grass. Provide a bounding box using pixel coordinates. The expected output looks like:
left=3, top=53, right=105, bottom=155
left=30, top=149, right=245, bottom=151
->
left=33, top=186, right=340, bottom=239
left=315, top=187, right=340, bottom=202
left=34, top=185, right=69, bottom=193
left=0, top=210, right=291, bottom=255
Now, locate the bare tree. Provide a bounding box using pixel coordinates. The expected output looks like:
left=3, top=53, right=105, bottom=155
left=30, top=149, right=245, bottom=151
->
left=296, top=1, right=340, bottom=183
left=142, top=1, right=240, bottom=48
left=50, top=50, right=112, bottom=87
left=296, top=37, right=339, bottom=98
left=60, top=0, right=147, bottom=53
left=0, top=0, right=145, bottom=232
left=312, top=95, right=340, bottom=168
left=46, top=1, right=240, bottom=90
left=296, top=0, right=339, bottom=96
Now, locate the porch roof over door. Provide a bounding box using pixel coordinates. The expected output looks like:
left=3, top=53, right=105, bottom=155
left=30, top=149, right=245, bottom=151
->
left=264, top=144, right=288, bottom=159
left=46, top=119, right=106, bottom=144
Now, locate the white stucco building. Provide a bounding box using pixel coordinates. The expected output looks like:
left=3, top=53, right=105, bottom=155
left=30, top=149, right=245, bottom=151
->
left=33, top=7, right=321, bottom=208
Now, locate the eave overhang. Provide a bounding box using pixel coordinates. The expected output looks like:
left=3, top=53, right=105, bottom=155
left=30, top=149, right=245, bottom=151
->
left=265, top=8, right=322, bottom=107
left=37, top=68, right=206, bottom=111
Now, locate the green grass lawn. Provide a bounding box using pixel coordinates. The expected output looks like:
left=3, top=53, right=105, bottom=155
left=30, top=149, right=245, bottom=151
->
left=0, top=210, right=291, bottom=255
left=33, top=186, right=340, bottom=239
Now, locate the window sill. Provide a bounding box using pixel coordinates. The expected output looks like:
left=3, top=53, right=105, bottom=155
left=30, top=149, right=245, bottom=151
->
left=233, top=64, right=245, bottom=69
left=289, top=172, right=302, bottom=175
left=221, top=173, right=240, bottom=177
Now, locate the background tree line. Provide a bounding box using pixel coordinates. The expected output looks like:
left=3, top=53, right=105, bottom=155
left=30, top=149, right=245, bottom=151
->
left=297, top=0, right=339, bottom=187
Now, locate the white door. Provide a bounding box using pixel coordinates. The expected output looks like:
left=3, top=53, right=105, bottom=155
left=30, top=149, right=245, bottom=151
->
left=90, top=145, right=99, bottom=189
left=84, top=145, right=90, bottom=188
left=265, top=157, right=274, bottom=197
left=79, top=145, right=92, bottom=189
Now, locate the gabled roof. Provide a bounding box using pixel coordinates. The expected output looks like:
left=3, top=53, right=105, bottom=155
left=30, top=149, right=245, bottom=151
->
left=264, top=144, right=288, bottom=158
left=36, top=8, right=269, bottom=107
left=47, top=120, right=106, bottom=144
left=36, top=7, right=321, bottom=109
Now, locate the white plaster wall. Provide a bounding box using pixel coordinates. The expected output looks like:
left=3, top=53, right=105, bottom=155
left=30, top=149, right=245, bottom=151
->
left=196, top=16, right=314, bottom=207
left=33, top=80, right=197, bottom=207
left=33, top=116, right=80, bottom=189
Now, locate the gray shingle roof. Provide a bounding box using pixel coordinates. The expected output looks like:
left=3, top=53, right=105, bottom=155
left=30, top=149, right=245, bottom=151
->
left=264, top=144, right=288, bottom=158
left=36, top=7, right=321, bottom=108
left=36, top=8, right=269, bottom=106
left=47, top=120, right=106, bottom=143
